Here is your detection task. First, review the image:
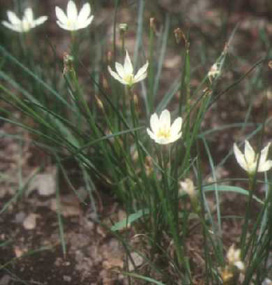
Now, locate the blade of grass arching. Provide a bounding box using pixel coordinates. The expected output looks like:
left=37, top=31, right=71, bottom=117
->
left=153, top=13, right=170, bottom=97
left=202, top=185, right=264, bottom=204
left=0, top=84, right=75, bottom=139
left=201, top=137, right=223, bottom=261
left=0, top=115, right=68, bottom=151
left=199, top=122, right=259, bottom=137
left=122, top=272, right=165, bottom=285
left=21, top=101, right=87, bottom=140
left=0, top=45, right=75, bottom=111
left=55, top=164, right=66, bottom=256
left=62, top=126, right=144, bottom=161
left=133, top=0, right=145, bottom=67
left=156, top=78, right=180, bottom=113
left=209, top=57, right=265, bottom=107
left=0, top=71, right=41, bottom=104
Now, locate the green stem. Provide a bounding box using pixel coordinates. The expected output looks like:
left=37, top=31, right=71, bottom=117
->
left=241, top=174, right=255, bottom=257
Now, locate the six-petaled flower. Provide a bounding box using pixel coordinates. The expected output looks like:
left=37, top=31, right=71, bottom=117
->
left=2, top=7, right=47, bottom=33
left=55, top=1, right=94, bottom=31
left=147, top=109, right=182, bottom=145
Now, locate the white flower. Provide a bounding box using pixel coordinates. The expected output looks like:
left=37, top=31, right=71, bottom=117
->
left=262, top=278, right=272, bottom=285
left=179, top=178, right=196, bottom=199
left=55, top=1, right=94, bottom=31
left=2, top=8, right=47, bottom=33
left=147, top=109, right=182, bottom=145
left=108, top=50, right=148, bottom=87
left=233, top=140, right=272, bottom=174
left=208, top=63, right=220, bottom=82
left=226, top=245, right=245, bottom=272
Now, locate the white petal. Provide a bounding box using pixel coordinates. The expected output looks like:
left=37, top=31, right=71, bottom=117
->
left=56, top=20, right=73, bottom=31
left=34, top=16, right=48, bottom=26
left=7, top=11, right=21, bottom=25
left=170, top=117, right=182, bottom=136
left=78, top=3, right=91, bottom=22
left=258, top=160, right=272, bottom=172
left=159, top=110, right=171, bottom=129
left=124, top=50, right=133, bottom=74
left=233, top=143, right=247, bottom=172
left=147, top=128, right=156, bottom=141
left=134, top=61, right=149, bottom=82
left=244, top=140, right=255, bottom=165
left=259, top=143, right=271, bottom=164
left=78, top=15, right=93, bottom=29
left=108, top=66, right=127, bottom=85
left=2, top=20, right=21, bottom=32
left=155, top=137, right=170, bottom=145
left=234, top=261, right=245, bottom=271
left=150, top=113, right=159, bottom=134
left=133, top=73, right=147, bottom=84
left=67, top=0, right=78, bottom=21
left=55, top=7, right=68, bottom=24
left=24, top=8, right=33, bottom=22
left=168, top=132, right=182, bottom=144
left=115, top=62, right=125, bottom=78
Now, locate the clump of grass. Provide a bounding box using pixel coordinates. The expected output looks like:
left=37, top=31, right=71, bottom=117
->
left=1, top=1, right=272, bottom=284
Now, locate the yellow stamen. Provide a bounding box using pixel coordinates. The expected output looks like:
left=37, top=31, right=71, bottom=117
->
left=156, top=128, right=171, bottom=139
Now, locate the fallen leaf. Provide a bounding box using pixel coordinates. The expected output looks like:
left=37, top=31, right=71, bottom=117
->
left=50, top=195, right=81, bottom=217
left=128, top=252, right=144, bottom=271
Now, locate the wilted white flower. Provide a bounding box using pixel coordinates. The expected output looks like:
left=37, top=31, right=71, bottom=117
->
left=147, top=109, right=182, bottom=145
left=262, top=278, right=272, bottom=285
left=2, top=8, right=47, bottom=33
left=233, top=140, right=272, bottom=174
left=108, top=50, right=148, bottom=87
left=179, top=178, right=196, bottom=199
left=226, top=245, right=245, bottom=272
left=55, top=1, right=94, bottom=31
left=208, top=63, right=220, bottom=82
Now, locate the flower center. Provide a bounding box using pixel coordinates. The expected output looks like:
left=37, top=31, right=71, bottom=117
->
left=124, top=74, right=134, bottom=85
left=22, top=20, right=31, bottom=32
left=156, top=128, right=171, bottom=139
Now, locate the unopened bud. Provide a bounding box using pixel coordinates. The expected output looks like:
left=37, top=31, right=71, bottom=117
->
left=226, top=245, right=245, bottom=272
left=119, top=23, right=128, bottom=35
left=133, top=94, right=138, bottom=105
left=179, top=178, right=195, bottom=198
left=174, top=28, right=183, bottom=44
left=174, top=28, right=189, bottom=48
left=95, top=95, right=104, bottom=110
left=208, top=63, right=221, bottom=83
left=150, top=18, right=156, bottom=32
left=63, top=52, right=74, bottom=74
